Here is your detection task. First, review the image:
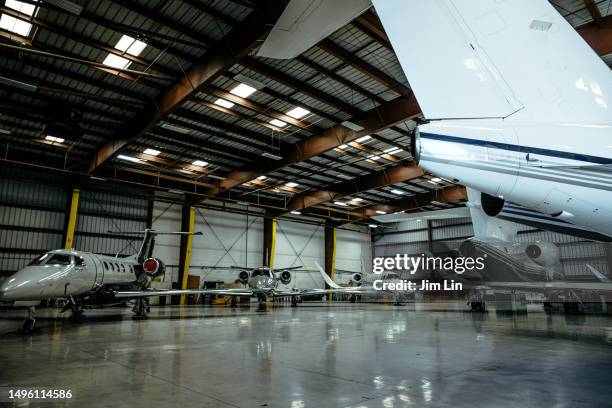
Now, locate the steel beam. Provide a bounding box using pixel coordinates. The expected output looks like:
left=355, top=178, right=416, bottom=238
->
left=324, top=224, right=336, bottom=301
left=86, top=2, right=285, bottom=174
left=578, top=15, right=612, bottom=56
left=283, top=163, right=424, bottom=214
left=211, top=95, right=421, bottom=195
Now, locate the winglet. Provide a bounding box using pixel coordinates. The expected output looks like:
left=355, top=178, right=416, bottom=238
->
left=586, top=264, right=610, bottom=282
left=315, top=262, right=341, bottom=289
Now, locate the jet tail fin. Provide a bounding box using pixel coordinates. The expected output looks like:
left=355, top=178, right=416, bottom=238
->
left=315, top=262, right=342, bottom=289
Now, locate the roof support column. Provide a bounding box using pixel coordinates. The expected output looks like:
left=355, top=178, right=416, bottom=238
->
left=263, top=217, right=277, bottom=268
left=64, top=189, right=80, bottom=249
left=324, top=224, right=336, bottom=302
left=178, top=206, right=196, bottom=305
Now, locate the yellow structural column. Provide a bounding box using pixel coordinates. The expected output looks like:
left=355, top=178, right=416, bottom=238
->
left=180, top=206, right=196, bottom=305
left=328, top=227, right=336, bottom=302
left=269, top=218, right=277, bottom=268
left=64, top=189, right=80, bottom=249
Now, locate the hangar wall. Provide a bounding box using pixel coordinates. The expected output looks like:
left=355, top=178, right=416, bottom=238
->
left=373, top=217, right=612, bottom=279
left=0, top=173, right=371, bottom=290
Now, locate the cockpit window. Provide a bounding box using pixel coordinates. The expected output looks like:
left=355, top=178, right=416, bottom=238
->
left=46, top=254, right=72, bottom=266
left=75, top=257, right=85, bottom=267
left=28, top=253, right=52, bottom=266
left=251, top=269, right=273, bottom=278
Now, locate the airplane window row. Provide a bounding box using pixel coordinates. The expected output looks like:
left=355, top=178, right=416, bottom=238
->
left=102, top=261, right=133, bottom=274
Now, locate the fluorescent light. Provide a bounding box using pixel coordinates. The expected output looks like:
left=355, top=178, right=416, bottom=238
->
left=6, top=0, right=37, bottom=16
left=368, top=224, right=378, bottom=228
left=117, top=155, right=141, bottom=163
left=161, top=123, right=190, bottom=134
left=0, top=128, right=10, bottom=135
left=214, top=98, right=234, bottom=109
left=369, top=155, right=380, bottom=160
left=230, top=83, right=257, bottom=98
left=262, top=152, right=282, bottom=160
left=338, top=144, right=348, bottom=149
left=286, top=182, right=298, bottom=188
left=115, top=35, right=146, bottom=56
left=103, top=53, right=130, bottom=69
left=0, top=14, right=33, bottom=37
left=270, top=119, right=287, bottom=127
left=192, top=160, right=208, bottom=167
left=356, top=135, right=371, bottom=143
left=391, top=189, right=404, bottom=195
left=429, top=177, right=442, bottom=184
left=207, top=174, right=225, bottom=180
left=375, top=210, right=387, bottom=215
left=286, top=107, right=309, bottom=119
left=384, top=147, right=402, bottom=154
left=168, top=189, right=183, bottom=194
left=89, top=176, right=106, bottom=181
left=143, top=148, right=160, bottom=156
left=350, top=197, right=363, bottom=202
left=290, top=211, right=301, bottom=215
left=45, top=135, right=65, bottom=143
left=256, top=175, right=267, bottom=180
left=334, top=201, right=347, bottom=206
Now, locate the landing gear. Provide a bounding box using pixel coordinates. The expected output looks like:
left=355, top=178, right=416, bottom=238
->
left=230, top=296, right=237, bottom=308
left=70, top=302, right=85, bottom=321
left=132, top=298, right=150, bottom=318
left=256, top=294, right=265, bottom=311
left=21, top=306, right=36, bottom=332
left=291, top=296, right=298, bottom=307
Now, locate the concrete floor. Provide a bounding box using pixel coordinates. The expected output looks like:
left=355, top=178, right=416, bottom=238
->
left=1, top=303, right=612, bottom=408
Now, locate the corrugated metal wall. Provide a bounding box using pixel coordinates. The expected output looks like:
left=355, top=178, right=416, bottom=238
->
left=0, top=177, right=67, bottom=280
left=374, top=216, right=611, bottom=279
left=74, top=189, right=149, bottom=256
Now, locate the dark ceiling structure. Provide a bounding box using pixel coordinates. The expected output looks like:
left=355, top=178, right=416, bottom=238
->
left=0, top=0, right=610, bottom=228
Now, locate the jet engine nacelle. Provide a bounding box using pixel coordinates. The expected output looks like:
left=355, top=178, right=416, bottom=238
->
left=279, top=270, right=292, bottom=285
left=351, top=273, right=363, bottom=285
left=238, top=270, right=249, bottom=284
left=143, top=258, right=165, bottom=277
left=525, top=241, right=560, bottom=267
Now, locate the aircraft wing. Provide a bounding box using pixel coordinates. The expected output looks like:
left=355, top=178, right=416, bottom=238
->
left=475, top=281, right=612, bottom=292
left=113, top=288, right=254, bottom=298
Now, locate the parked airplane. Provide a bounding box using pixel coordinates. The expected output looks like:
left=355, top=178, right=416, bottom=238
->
left=0, top=230, right=358, bottom=331
left=257, top=0, right=612, bottom=241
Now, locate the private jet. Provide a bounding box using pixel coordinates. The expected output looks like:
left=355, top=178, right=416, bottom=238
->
left=257, top=0, right=612, bottom=241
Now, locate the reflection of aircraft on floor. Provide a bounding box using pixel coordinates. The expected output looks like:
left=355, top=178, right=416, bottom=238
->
left=0, top=229, right=359, bottom=331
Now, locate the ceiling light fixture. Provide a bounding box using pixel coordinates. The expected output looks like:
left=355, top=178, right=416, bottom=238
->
left=230, top=83, right=257, bottom=98
left=161, top=123, right=190, bottom=134
left=256, top=175, right=267, bottom=180
left=338, top=144, right=348, bottom=149
left=192, top=160, right=208, bottom=167
left=45, top=135, right=65, bottom=143
left=290, top=211, right=301, bottom=215
left=384, top=147, right=402, bottom=154
left=286, top=106, right=310, bottom=119
left=117, top=155, right=141, bottom=163
left=269, top=119, right=287, bottom=127
left=351, top=197, right=363, bottom=202
left=356, top=135, right=372, bottom=143
left=143, top=148, right=160, bottom=156
left=375, top=210, right=387, bottom=215
left=0, top=76, right=37, bottom=92
left=207, top=174, right=225, bottom=180
left=286, top=182, right=298, bottom=188
left=0, top=128, right=11, bottom=135
left=368, top=224, right=378, bottom=228
left=214, top=98, right=234, bottom=109
left=262, top=152, right=282, bottom=160
left=334, top=201, right=347, bottom=206
left=369, top=155, right=380, bottom=160
left=391, top=189, right=404, bottom=195
left=429, top=177, right=442, bottom=184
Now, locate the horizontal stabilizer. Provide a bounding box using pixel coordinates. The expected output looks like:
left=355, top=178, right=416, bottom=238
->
left=257, top=0, right=371, bottom=59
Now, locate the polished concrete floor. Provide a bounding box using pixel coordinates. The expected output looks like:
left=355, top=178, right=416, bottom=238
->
left=1, top=303, right=612, bottom=408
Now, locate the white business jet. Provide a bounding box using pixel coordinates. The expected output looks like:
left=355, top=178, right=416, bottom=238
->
left=257, top=0, right=612, bottom=241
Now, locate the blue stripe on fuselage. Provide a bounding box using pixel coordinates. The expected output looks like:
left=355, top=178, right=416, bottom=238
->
left=420, top=132, right=612, bottom=165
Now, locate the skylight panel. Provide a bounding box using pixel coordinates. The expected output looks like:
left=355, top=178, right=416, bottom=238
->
left=103, top=53, right=130, bottom=70
left=6, top=0, right=36, bottom=16
left=0, top=14, right=33, bottom=36
left=230, top=83, right=257, bottom=98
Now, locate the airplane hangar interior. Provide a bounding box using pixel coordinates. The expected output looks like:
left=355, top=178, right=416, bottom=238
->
left=1, top=0, right=612, bottom=407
